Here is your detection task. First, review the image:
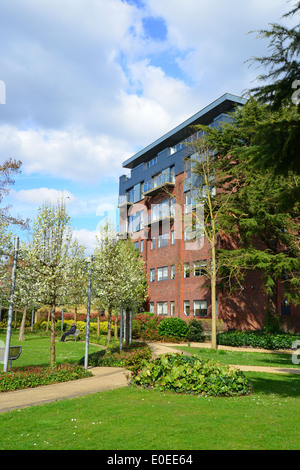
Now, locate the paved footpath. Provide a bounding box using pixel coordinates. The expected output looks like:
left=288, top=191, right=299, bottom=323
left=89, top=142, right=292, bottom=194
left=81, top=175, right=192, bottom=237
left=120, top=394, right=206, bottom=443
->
left=0, top=342, right=299, bottom=414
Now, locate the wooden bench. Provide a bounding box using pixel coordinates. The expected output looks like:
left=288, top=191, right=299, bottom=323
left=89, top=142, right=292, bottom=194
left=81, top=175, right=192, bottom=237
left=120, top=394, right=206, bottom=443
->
left=66, top=329, right=81, bottom=341
left=0, top=346, right=22, bottom=369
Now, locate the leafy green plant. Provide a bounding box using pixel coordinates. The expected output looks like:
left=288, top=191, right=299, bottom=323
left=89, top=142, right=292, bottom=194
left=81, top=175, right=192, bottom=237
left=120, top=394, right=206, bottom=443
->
left=0, top=364, right=92, bottom=392
left=217, top=330, right=300, bottom=350
left=158, top=317, right=189, bottom=340
left=187, top=319, right=205, bottom=342
left=131, top=353, right=252, bottom=397
left=78, top=341, right=152, bottom=376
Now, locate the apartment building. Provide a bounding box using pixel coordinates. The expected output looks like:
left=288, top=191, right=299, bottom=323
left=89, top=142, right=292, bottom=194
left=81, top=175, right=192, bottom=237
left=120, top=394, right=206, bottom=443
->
left=118, top=93, right=300, bottom=331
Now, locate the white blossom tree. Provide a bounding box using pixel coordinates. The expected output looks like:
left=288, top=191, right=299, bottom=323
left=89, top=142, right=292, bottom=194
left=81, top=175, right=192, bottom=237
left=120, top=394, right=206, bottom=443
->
left=93, top=222, right=147, bottom=346
left=26, top=200, right=86, bottom=364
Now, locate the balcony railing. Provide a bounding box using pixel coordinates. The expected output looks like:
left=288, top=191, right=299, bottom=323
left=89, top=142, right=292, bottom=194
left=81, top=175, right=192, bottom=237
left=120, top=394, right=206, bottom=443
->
left=118, top=194, right=134, bottom=207
left=143, top=168, right=175, bottom=197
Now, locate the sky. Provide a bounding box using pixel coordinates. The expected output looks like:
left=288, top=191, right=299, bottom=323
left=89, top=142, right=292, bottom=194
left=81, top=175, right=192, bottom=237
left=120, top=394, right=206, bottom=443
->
left=0, top=0, right=297, bottom=254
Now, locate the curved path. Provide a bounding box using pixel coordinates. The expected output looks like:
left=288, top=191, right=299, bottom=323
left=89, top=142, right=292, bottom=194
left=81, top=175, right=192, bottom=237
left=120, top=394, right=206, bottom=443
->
left=0, top=342, right=299, bottom=413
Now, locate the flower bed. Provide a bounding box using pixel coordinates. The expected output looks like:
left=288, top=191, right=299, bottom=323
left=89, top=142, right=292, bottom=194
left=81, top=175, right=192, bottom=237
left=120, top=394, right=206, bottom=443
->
left=78, top=341, right=152, bottom=376
left=0, top=364, right=92, bottom=392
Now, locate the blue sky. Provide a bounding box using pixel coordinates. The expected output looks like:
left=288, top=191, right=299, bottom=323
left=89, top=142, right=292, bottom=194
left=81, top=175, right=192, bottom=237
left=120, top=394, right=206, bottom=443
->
left=0, top=0, right=297, bottom=253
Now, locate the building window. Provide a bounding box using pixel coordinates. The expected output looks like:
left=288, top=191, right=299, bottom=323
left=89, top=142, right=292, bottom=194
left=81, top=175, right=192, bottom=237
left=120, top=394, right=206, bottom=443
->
left=150, top=269, right=155, bottom=282
left=158, top=232, right=168, bottom=248
left=183, top=300, right=190, bottom=316
left=170, top=301, right=175, bottom=316
left=157, top=266, right=168, bottom=281
left=185, top=191, right=192, bottom=213
left=193, top=260, right=207, bottom=276
left=183, top=262, right=190, bottom=278
left=145, top=156, right=158, bottom=169
left=149, top=302, right=155, bottom=314
left=193, top=300, right=207, bottom=317
left=170, top=265, right=175, bottom=279
left=157, top=301, right=168, bottom=316
left=133, top=183, right=141, bottom=203
left=134, top=241, right=139, bottom=250
left=127, top=187, right=134, bottom=203
left=140, top=240, right=144, bottom=252
left=151, top=237, right=156, bottom=250
left=151, top=198, right=174, bottom=223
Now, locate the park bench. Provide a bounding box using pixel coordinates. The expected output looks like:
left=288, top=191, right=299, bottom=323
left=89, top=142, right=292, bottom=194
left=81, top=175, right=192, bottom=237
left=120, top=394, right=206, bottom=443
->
left=0, top=345, right=22, bottom=369
left=66, top=329, right=81, bottom=341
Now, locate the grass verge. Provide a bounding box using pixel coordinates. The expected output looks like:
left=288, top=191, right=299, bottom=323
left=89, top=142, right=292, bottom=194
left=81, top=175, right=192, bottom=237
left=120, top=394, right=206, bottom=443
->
left=0, top=372, right=299, bottom=450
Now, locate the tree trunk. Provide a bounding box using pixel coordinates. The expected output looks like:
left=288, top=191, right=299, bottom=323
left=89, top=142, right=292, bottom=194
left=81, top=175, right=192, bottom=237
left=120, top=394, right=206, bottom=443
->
left=266, top=283, right=280, bottom=330
left=74, top=305, right=78, bottom=324
left=18, top=306, right=27, bottom=341
left=211, top=241, right=217, bottom=350
left=125, top=308, right=130, bottom=347
left=46, top=309, right=50, bottom=332
left=106, top=308, right=112, bottom=346
left=114, top=313, right=118, bottom=339
left=50, top=304, right=56, bottom=366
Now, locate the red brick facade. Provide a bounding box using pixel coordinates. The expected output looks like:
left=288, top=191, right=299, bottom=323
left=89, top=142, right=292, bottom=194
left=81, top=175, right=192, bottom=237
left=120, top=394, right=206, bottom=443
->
left=120, top=169, right=300, bottom=332
left=118, top=95, right=300, bottom=332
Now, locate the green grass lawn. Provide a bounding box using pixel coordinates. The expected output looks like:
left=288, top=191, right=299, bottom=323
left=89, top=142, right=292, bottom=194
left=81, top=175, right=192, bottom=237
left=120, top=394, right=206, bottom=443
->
left=0, top=372, right=299, bottom=450
left=0, top=332, right=103, bottom=368
left=0, top=332, right=299, bottom=450
left=173, top=345, right=299, bottom=369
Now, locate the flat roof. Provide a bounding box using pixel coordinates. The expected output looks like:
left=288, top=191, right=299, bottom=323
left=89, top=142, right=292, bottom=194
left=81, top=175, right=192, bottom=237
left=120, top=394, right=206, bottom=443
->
left=122, top=93, right=246, bottom=169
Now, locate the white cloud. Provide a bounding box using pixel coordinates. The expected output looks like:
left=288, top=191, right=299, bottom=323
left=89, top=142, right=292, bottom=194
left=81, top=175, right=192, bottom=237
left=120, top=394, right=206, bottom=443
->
left=14, top=187, right=76, bottom=205
left=73, top=228, right=98, bottom=255
left=0, top=0, right=297, bottom=192
left=0, top=125, right=132, bottom=183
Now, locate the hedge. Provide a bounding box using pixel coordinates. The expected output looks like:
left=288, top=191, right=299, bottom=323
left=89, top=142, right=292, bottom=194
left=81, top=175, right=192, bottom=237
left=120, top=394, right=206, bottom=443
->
left=217, top=330, right=300, bottom=350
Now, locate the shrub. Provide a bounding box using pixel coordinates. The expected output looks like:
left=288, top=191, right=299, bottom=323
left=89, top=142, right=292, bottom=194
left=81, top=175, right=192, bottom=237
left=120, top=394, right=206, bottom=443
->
left=78, top=341, right=152, bottom=376
left=217, top=330, right=300, bottom=350
left=131, top=353, right=252, bottom=397
left=158, top=317, right=189, bottom=340
left=132, top=313, right=163, bottom=341
left=187, top=319, right=205, bottom=342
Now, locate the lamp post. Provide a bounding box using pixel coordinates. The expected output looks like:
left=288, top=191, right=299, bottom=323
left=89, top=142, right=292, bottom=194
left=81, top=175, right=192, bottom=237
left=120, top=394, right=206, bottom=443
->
left=3, top=236, right=19, bottom=372
left=119, top=306, right=123, bottom=352
left=84, top=255, right=94, bottom=370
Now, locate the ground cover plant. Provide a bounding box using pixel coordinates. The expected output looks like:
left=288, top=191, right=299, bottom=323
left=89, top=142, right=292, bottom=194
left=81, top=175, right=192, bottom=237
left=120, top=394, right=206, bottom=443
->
left=78, top=341, right=152, bottom=376
left=0, top=364, right=92, bottom=392
left=0, top=372, right=299, bottom=450
left=131, top=353, right=252, bottom=397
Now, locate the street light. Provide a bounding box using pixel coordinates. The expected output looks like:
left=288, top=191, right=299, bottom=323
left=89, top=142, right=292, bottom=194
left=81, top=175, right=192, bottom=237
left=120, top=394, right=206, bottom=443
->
left=84, top=255, right=94, bottom=370
left=3, top=236, right=19, bottom=372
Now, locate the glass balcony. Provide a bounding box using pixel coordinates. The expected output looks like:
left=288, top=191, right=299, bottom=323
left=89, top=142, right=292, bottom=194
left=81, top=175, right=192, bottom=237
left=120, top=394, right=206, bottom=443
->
left=118, top=193, right=134, bottom=207
left=143, top=167, right=175, bottom=197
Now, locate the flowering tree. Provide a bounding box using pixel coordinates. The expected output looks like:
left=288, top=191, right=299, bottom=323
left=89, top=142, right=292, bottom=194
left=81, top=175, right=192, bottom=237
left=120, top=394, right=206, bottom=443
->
left=93, top=223, right=147, bottom=346
left=25, top=200, right=86, bottom=364
left=117, top=238, right=148, bottom=346
left=63, top=240, right=87, bottom=323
